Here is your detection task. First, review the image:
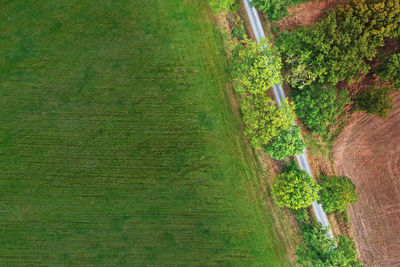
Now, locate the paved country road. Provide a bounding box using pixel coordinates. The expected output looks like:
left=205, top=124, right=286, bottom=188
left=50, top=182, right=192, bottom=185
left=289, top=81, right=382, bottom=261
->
left=242, top=0, right=333, bottom=238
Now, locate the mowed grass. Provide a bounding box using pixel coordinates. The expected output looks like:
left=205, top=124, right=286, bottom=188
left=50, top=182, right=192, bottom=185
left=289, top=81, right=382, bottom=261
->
left=0, top=0, right=293, bottom=265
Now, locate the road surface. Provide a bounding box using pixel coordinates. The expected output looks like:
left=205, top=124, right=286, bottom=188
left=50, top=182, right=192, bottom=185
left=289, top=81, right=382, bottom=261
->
left=242, top=0, right=333, bottom=238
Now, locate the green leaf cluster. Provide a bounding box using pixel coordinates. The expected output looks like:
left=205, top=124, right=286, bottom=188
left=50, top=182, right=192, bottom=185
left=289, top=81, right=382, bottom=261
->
left=250, top=0, right=308, bottom=21
left=271, top=167, right=320, bottom=210
left=208, top=0, right=235, bottom=13
left=232, top=38, right=282, bottom=95
left=377, top=52, right=400, bottom=90
left=318, top=175, right=359, bottom=212
left=263, top=125, right=306, bottom=160
left=241, top=95, right=294, bottom=147
left=292, top=85, right=350, bottom=136
left=277, top=0, right=400, bottom=87
left=297, top=223, right=362, bottom=266
left=232, top=38, right=303, bottom=158
left=355, top=86, right=393, bottom=119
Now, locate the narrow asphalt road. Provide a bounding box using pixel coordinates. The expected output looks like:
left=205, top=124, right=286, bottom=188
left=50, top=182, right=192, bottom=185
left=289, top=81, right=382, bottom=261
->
left=242, top=0, right=333, bottom=238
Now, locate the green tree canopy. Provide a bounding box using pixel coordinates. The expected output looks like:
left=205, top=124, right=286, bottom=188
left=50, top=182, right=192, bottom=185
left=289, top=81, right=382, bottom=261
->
left=292, top=85, right=350, bottom=136
left=271, top=166, right=319, bottom=210
left=318, top=175, right=359, bottom=212
left=355, top=86, right=393, bottom=119
left=232, top=38, right=282, bottom=95
left=297, top=223, right=362, bottom=266
left=241, top=95, right=294, bottom=147
left=277, top=0, right=400, bottom=87
left=264, top=125, right=306, bottom=160
left=377, top=52, right=400, bottom=90
left=250, top=0, right=308, bottom=21
left=208, top=0, right=235, bottom=13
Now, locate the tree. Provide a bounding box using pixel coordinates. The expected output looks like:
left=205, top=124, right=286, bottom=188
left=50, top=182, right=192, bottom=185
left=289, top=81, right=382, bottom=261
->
left=277, top=0, right=400, bottom=87
left=208, top=0, right=235, bottom=13
left=271, top=167, right=319, bottom=210
left=297, top=222, right=362, bottom=266
left=277, top=11, right=373, bottom=86
left=264, top=125, right=306, bottom=160
left=318, top=175, right=359, bottom=212
left=354, top=86, right=393, bottom=119
left=377, top=52, right=400, bottom=91
left=336, top=0, right=400, bottom=42
left=232, top=38, right=282, bottom=95
left=292, top=85, right=350, bottom=136
left=240, top=95, right=294, bottom=148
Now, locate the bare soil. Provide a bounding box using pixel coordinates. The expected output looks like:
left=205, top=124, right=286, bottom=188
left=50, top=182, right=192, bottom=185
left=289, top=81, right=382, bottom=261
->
left=334, top=93, right=400, bottom=266
left=277, top=0, right=347, bottom=31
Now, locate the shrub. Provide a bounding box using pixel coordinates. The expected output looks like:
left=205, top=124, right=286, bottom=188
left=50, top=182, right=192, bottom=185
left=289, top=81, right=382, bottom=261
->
left=232, top=38, right=282, bottom=95
left=354, top=86, right=393, bottom=120
left=318, top=175, right=359, bottom=212
left=291, top=208, right=309, bottom=224
left=208, top=0, right=235, bottom=13
left=292, top=85, right=350, bottom=136
left=250, top=0, right=308, bottom=21
left=377, top=53, right=400, bottom=91
left=263, top=125, right=306, bottom=160
left=250, top=0, right=289, bottom=21
left=335, top=209, right=350, bottom=227
left=240, top=95, right=294, bottom=147
left=232, top=23, right=246, bottom=39
left=271, top=167, right=319, bottom=210
left=297, top=222, right=362, bottom=267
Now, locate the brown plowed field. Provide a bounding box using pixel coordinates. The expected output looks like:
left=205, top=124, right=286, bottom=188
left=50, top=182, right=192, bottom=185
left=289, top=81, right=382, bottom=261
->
left=277, top=0, right=347, bottom=31
left=334, top=93, right=400, bottom=266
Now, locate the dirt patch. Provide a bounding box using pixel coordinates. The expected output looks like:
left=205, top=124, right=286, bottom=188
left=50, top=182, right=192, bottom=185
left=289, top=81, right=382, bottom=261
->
left=277, top=0, right=347, bottom=31
left=333, top=93, right=400, bottom=266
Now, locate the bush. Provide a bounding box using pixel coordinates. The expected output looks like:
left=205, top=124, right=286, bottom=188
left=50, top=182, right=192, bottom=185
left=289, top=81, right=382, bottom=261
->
left=291, top=208, right=309, bottom=224
left=292, top=85, right=350, bottom=136
left=208, top=0, right=235, bottom=13
left=250, top=0, right=289, bottom=21
left=232, top=23, right=246, bottom=39
left=377, top=52, right=400, bottom=91
left=232, top=38, right=282, bottom=95
left=271, top=167, right=319, bottom=210
left=263, top=125, right=306, bottom=160
left=250, top=0, right=308, bottom=21
left=318, top=175, right=359, bottom=212
left=241, top=95, right=294, bottom=147
left=335, top=209, right=350, bottom=227
left=297, top=222, right=362, bottom=267
left=354, top=86, right=393, bottom=120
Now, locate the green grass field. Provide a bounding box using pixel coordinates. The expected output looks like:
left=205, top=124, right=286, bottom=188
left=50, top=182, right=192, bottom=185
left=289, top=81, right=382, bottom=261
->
left=0, top=0, right=295, bottom=265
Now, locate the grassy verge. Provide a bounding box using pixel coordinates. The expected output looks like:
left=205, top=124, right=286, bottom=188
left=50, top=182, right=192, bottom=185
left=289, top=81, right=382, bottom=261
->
left=0, top=0, right=296, bottom=265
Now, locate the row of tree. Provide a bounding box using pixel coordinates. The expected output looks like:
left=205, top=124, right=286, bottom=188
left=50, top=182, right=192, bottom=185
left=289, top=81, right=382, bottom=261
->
left=278, top=0, right=400, bottom=87
left=277, top=0, right=400, bottom=122
left=271, top=162, right=358, bottom=212
left=271, top=162, right=361, bottom=266
left=232, top=39, right=306, bottom=159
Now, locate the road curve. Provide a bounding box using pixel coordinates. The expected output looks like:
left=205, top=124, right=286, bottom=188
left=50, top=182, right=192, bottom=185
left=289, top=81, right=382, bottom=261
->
left=242, top=0, right=333, bottom=238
